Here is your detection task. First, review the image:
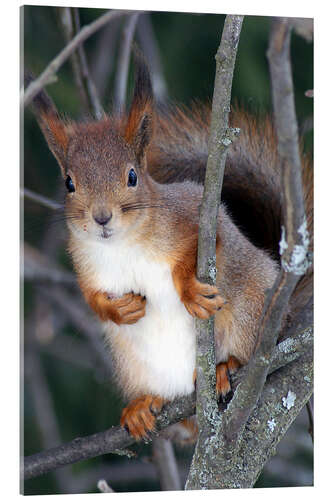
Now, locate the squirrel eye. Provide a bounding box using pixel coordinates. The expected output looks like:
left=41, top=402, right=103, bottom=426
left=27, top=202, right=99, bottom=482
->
left=127, top=168, right=137, bottom=187
left=65, top=175, right=75, bottom=193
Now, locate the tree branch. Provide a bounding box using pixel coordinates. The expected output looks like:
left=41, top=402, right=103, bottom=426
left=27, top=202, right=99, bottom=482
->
left=23, top=242, right=76, bottom=286
left=41, top=285, right=114, bottom=378
left=226, top=350, right=313, bottom=488
left=23, top=9, right=131, bottom=107
left=137, top=13, right=168, bottom=102
left=306, top=399, right=314, bottom=443
left=152, top=437, right=182, bottom=490
left=23, top=395, right=196, bottom=480
left=186, top=14, right=243, bottom=490
left=25, top=342, right=73, bottom=490
left=113, top=12, right=140, bottom=112
left=22, top=187, right=62, bottom=211
left=90, top=21, right=119, bottom=99
left=57, top=8, right=104, bottom=119
left=22, top=326, right=311, bottom=481
left=97, top=479, right=115, bottom=493
left=219, top=16, right=312, bottom=460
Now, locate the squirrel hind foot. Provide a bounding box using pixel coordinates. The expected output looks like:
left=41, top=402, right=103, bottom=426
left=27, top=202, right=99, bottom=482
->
left=216, top=356, right=241, bottom=398
left=120, top=395, right=164, bottom=440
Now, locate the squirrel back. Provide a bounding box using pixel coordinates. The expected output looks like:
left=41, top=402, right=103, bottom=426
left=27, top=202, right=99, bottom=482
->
left=147, top=103, right=313, bottom=320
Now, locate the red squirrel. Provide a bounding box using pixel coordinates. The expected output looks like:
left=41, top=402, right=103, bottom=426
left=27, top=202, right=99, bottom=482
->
left=26, top=55, right=313, bottom=442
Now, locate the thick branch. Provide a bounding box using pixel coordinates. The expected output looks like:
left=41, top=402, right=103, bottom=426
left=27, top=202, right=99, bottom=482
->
left=23, top=9, right=131, bottom=107
left=221, top=350, right=313, bottom=488
left=219, top=16, right=311, bottom=460
left=23, top=395, right=196, bottom=480
left=22, top=326, right=311, bottom=481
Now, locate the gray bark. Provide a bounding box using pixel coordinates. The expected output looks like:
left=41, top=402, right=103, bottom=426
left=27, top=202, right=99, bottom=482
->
left=22, top=326, right=311, bottom=481
left=186, top=15, right=312, bottom=490
left=186, top=14, right=243, bottom=490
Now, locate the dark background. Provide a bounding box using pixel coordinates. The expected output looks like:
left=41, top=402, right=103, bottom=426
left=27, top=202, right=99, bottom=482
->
left=23, top=6, right=313, bottom=494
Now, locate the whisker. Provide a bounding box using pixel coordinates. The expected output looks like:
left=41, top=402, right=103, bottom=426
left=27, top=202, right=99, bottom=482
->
left=121, top=202, right=174, bottom=212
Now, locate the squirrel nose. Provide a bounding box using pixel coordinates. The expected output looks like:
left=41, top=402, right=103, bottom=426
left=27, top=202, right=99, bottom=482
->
left=94, top=213, right=112, bottom=226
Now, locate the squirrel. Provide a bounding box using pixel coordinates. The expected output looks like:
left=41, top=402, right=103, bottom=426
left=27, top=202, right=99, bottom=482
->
left=26, top=53, right=313, bottom=442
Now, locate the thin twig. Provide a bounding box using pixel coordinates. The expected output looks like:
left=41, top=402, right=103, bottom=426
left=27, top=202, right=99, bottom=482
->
left=90, top=21, right=119, bottom=99
left=23, top=235, right=112, bottom=375
left=70, top=8, right=104, bottom=119
left=41, top=285, right=113, bottom=378
left=290, top=18, right=313, bottom=42
left=25, top=343, right=73, bottom=490
left=267, top=18, right=310, bottom=275
left=22, top=187, right=62, bottom=211
left=152, top=437, right=182, bottom=490
left=97, top=479, right=115, bottom=493
left=231, top=326, right=313, bottom=389
left=306, top=399, right=314, bottom=443
left=23, top=242, right=76, bottom=285
left=137, top=13, right=168, bottom=101
left=23, top=9, right=131, bottom=107
left=113, top=12, right=140, bottom=112
left=57, top=7, right=90, bottom=114
left=186, top=14, right=243, bottom=490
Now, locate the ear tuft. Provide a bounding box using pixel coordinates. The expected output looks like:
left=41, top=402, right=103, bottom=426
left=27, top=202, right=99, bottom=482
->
left=124, top=51, right=154, bottom=163
left=25, top=70, right=69, bottom=176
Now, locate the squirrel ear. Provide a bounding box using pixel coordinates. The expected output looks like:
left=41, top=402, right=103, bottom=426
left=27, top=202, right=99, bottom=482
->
left=25, top=71, right=69, bottom=177
left=124, top=52, right=154, bottom=164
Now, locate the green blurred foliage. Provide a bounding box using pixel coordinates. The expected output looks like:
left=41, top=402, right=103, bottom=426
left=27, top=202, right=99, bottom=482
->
left=23, top=6, right=313, bottom=495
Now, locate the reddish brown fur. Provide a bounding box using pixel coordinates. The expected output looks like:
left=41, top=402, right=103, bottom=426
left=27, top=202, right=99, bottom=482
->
left=29, top=59, right=312, bottom=442
left=148, top=103, right=313, bottom=263
left=83, top=289, right=146, bottom=325
left=170, top=236, right=225, bottom=319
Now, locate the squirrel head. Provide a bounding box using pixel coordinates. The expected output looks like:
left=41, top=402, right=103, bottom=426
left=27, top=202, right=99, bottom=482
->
left=28, top=53, right=155, bottom=242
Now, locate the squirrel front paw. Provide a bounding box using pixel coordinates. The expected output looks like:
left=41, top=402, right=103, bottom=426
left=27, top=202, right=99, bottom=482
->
left=93, top=291, right=146, bottom=324
left=120, top=395, right=164, bottom=440
left=182, top=279, right=226, bottom=319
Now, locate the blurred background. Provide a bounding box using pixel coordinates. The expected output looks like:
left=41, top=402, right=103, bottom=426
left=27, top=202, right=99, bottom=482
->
left=22, top=6, right=313, bottom=495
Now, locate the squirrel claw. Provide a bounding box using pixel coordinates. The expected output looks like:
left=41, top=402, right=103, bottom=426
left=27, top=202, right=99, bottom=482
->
left=120, top=395, right=164, bottom=441
left=93, top=291, right=146, bottom=324
left=183, top=280, right=226, bottom=319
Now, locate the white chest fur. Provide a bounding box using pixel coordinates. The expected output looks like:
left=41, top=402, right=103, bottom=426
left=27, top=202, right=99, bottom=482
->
left=77, top=237, right=196, bottom=400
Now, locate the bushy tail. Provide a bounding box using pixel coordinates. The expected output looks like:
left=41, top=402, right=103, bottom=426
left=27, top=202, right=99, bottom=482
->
left=148, top=103, right=313, bottom=317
